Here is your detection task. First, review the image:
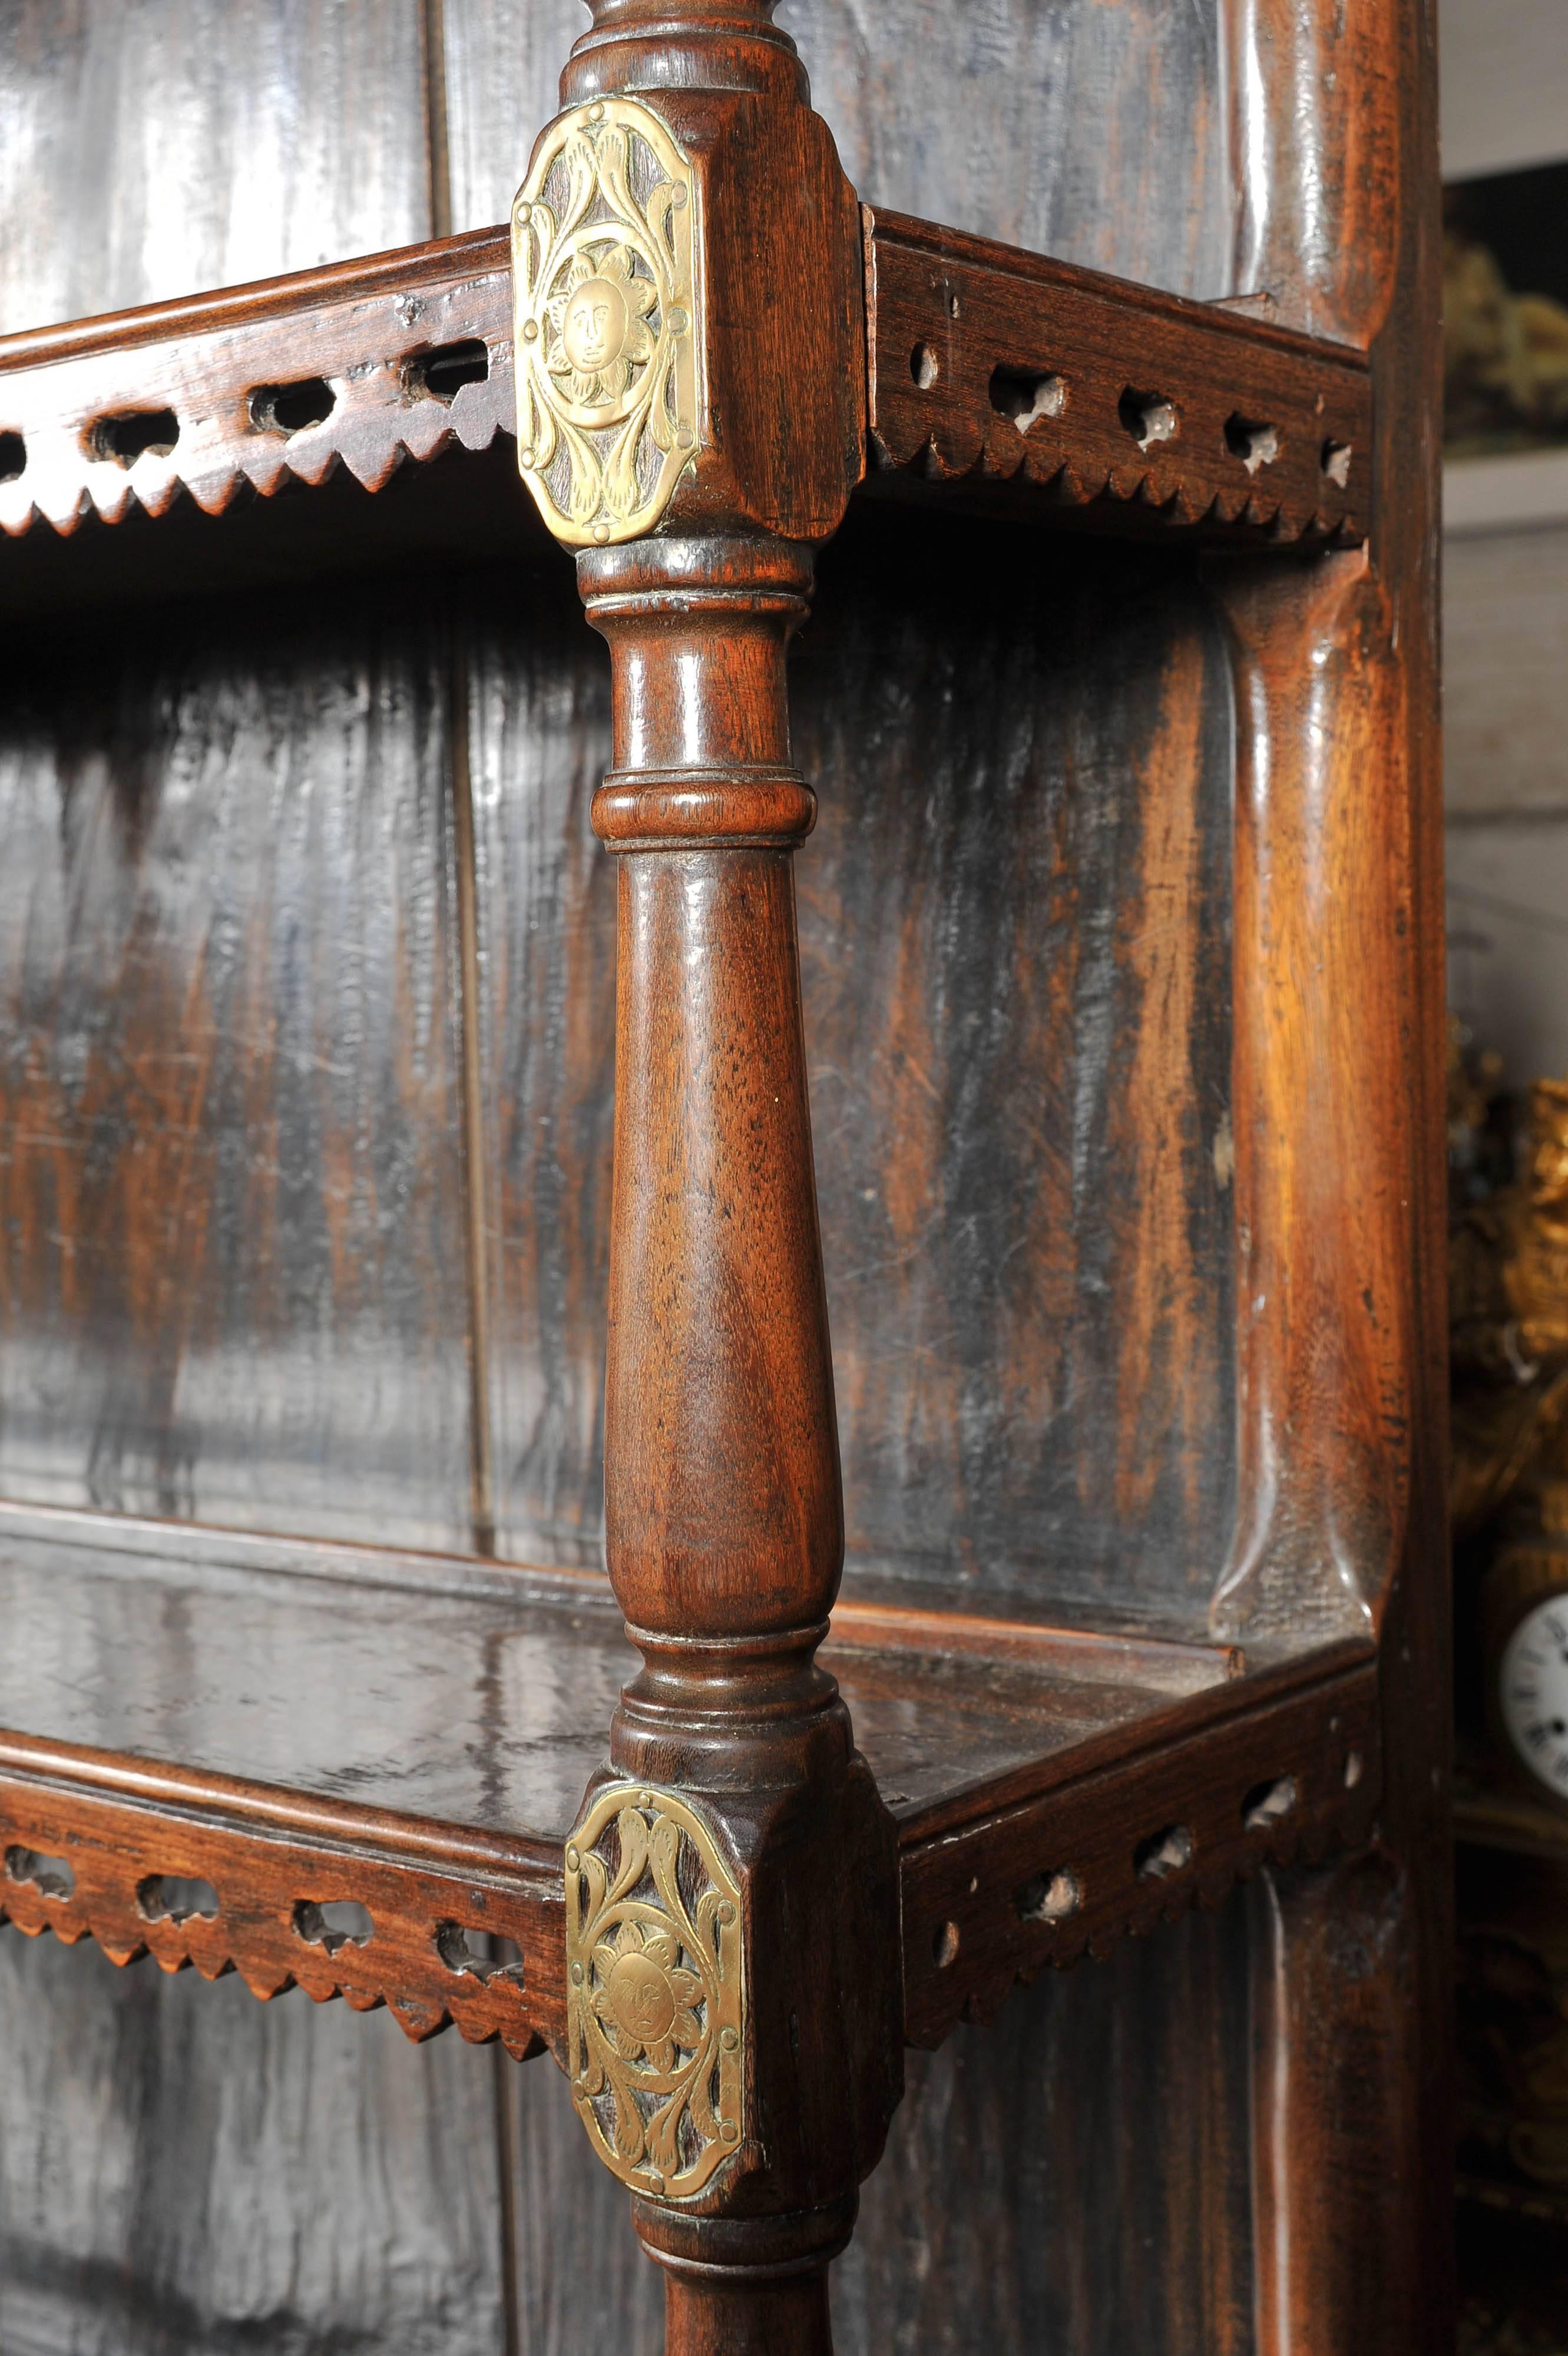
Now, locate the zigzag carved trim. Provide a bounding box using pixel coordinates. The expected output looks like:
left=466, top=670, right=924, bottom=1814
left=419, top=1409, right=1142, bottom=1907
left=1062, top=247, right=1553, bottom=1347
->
left=0, top=1659, right=1380, bottom=2061
left=0, top=231, right=515, bottom=541
left=0, top=1742, right=561, bottom=2061
left=0, top=211, right=1372, bottom=562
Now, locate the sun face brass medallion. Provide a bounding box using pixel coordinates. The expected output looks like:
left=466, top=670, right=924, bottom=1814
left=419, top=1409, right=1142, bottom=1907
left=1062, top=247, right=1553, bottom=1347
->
left=511, top=98, right=702, bottom=547
left=565, top=1783, right=745, bottom=2199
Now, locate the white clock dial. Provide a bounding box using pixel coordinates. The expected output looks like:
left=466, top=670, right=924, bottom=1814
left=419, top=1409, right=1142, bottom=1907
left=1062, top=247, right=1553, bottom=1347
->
left=1501, top=1597, right=1568, bottom=1796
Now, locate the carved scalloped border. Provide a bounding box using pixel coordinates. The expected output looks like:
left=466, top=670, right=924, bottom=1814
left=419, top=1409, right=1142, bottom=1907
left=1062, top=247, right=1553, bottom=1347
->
left=0, top=247, right=515, bottom=542
left=0, top=1767, right=557, bottom=2060
left=866, top=216, right=1372, bottom=548
left=899, top=1662, right=1382, bottom=2048
left=869, top=428, right=1366, bottom=546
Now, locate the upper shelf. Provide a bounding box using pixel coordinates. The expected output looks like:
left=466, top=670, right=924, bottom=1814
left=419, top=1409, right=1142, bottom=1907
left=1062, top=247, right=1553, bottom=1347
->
left=862, top=210, right=1369, bottom=543
left=0, top=1501, right=1378, bottom=2057
left=0, top=211, right=1371, bottom=613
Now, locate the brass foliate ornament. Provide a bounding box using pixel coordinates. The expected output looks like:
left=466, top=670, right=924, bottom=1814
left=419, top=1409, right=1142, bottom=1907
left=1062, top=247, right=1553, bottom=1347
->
left=511, top=98, right=702, bottom=547
left=565, top=1783, right=745, bottom=2199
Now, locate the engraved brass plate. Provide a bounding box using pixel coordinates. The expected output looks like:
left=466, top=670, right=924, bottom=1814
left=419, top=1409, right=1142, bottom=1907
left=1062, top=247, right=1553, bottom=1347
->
left=511, top=98, right=702, bottom=547
left=565, top=1782, right=745, bottom=2200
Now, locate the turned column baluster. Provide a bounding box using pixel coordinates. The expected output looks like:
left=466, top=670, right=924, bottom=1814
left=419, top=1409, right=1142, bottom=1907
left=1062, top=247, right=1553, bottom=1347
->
left=512, top=7, right=904, bottom=2348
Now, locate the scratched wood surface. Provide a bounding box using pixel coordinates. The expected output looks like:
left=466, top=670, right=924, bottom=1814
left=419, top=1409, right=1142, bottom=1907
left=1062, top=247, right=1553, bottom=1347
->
left=441, top=0, right=1233, bottom=297
left=0, top=0, right=1440, bottom=2350
left=468, top=519, right=1233, bottom=1617
left=0, top=0, right=431, bottom=338
left=428, top=2, right=1240, bottom=2348
left=495, top=1902, right=1251, bottom=2356
left=0, top=585, right=502, bottom=2356
left=0, top=586, right=473, bottom=1550
left=0, top=1927, right=509, bottom=2356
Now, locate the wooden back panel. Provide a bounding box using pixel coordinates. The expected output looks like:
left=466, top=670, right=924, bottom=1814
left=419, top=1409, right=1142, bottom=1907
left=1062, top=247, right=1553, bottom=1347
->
left=0, top=587, right=475, bottom=1551
left=0, top=0, right=1443, bottom=2350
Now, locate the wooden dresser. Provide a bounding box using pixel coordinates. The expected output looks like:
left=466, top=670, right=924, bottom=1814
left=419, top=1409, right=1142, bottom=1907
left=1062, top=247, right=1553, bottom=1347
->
left=0, top=3, right=1448, bottom=2349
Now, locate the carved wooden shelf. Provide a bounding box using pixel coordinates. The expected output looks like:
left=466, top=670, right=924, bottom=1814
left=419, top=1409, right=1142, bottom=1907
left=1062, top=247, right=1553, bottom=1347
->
left=0, top=0, right=1446, bottom=2332
left=0, top=213, right=1370, bottom=615
left=862, top=210, right=1369, bottom=544
left=0, top=1503, right=1378, bottom=2059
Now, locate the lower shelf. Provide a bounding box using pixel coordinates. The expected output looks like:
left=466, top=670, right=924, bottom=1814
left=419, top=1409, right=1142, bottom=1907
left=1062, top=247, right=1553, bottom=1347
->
left=0, top=1502, right=1379, bottom=2057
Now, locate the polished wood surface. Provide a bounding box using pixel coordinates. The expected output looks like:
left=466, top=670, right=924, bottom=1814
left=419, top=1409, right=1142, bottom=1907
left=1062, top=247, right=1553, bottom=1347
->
left=0, top=0, right=1448, bottom=2348
left=0, top=1, right=434, bottom=337
left=0, top=584, right=474, bottom=1550
left=0, top=230, right=512, bottom=541
left=1227, top=0, right=1453, bottom=2345
left=0, top=215, right=1368, bottom=602
left=865, top=210, right=1369, bottom=545
left=0, top=1504, right=1376, bottom=2074
left=468, top=511, right=1242, bottom=1623
left=555, top=26, right=902, bottom=2324
left=0, top=1503, right=1245, bottom=1840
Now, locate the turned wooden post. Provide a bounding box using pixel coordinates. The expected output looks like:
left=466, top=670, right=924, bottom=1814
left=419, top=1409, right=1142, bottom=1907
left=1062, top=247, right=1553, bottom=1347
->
left=511, top=6, right=902, bottom=2347
left=582, top=534, right=901, bottom=2354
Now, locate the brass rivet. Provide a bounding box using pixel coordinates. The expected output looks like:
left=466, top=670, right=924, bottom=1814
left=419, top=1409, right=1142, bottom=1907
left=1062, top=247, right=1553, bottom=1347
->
left=640, top=1792, right=655, bottom=1808
left=593, top=523, right=610, bottom=542
left=676, top=422, right=693, bottom=447
left=515, top=200, right=531, bottom=223
left=647, top=2170, right=664, bottom=2191
left=571, top=1961, right=584, bottom=1983
left=523, top=319, right=538, bottom=342
left=667, top=307, right=687, bottom=335
left=671, top=186, right=687, bottom=209
left=588, top=101, right=606, bottom=122
left=518, top=448, right=535, bottom=468
left=565, top=1845, right=579, bottom=1871
left=717, top=1900, right=736, bottom=1925
left=720, top=2120, right=739, bottom=2142
left=720, top=2026, right=738, bottom=2050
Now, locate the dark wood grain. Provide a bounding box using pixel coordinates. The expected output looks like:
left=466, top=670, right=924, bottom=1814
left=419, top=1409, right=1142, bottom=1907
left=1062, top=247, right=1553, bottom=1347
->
left=0, top=231, right=511, bottom=541
left=443, top=0, right=1234, bottom=299
left=0, top=1502, right=1260, bottom=1844
left=1249, top=1850, right=1428, bottom=2350
left=0, top=0, right=432, bottom=339
left=0, top=224, right=1368, bottom=573
left=0, top=573, right=501, bottom=2356
left=497, top=1905, right=1257, bottom=2356
left=839, top=1904, right=1255, bottom=2356
left=0, top=1504, right=1377, bottom=2091
left=798, top=510, right=1237, bottom=1622
left=0, top=586, right=473, bottom=1550
left=463, top=571, right=616, bottom=1569
left=0, top=0, right=1448, bottom=2348
left=0, top=1925, right=508, bottom=2356
left=778, top=0, right=1232, bottom=295
left=864, top=211, right=1369, bottom=546
left=472, top=512, right=1239, bottom=1623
